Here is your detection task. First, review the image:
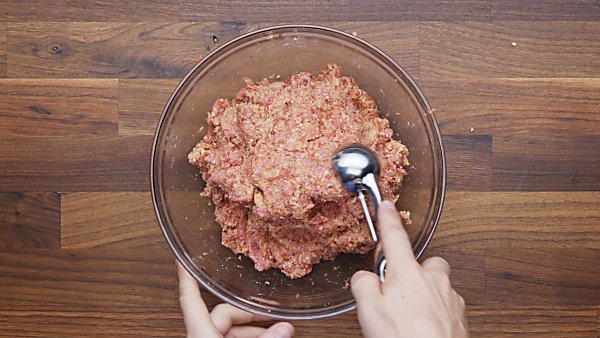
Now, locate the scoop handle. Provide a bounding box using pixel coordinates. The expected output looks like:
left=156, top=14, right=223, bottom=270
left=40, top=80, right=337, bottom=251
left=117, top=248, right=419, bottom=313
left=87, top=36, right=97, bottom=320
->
left=360, top=173, right=386, bottom=281
left=374, top=243, right=386, bottom=281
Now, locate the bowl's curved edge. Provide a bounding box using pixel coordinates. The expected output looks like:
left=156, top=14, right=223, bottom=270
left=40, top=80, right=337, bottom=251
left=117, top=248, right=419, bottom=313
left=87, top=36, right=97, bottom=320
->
left=150, top=24, right=446, bottom=321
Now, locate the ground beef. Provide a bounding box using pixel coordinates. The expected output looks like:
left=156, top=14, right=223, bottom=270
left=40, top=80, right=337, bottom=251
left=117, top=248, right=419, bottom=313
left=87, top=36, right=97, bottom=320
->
left=188, top=64, right=409, bottom=278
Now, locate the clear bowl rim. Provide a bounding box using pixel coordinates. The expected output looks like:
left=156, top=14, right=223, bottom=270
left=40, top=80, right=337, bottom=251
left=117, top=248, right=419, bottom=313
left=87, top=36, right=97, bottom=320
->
left=151, top=24, right=447, bottom=320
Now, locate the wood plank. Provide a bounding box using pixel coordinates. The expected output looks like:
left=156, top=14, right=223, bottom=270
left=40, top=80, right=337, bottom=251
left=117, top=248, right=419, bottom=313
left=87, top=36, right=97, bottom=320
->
left=61, top=192, right=165, bottom=249
left=6, top=22, right=228, bottom=78
left=492, top=0, right=600, bottom=20
left=443, top=135, right=492, bottom=191
left=468, top=306, right=598, bottom=338
left=2, top=0, right=180, bottom=21
left=485, top=248, right=600, bottom=306
left=431, top=191, right=600, bottom=250
left=0, top=308, right=363, bottom=338
left=180, top=1, right=490, bottom=21
left=0, top=308, right=184, bottom=337
left=421, top=78, right=600, bottom=136
left=0, top=23, right=6, bottom=77
left=0, top=136, right=151, bottom=192
left=4, top=307, right=599, bottom=338
left=0, top=249, right=175, bottom=309
left=421, top=21, right=600, bottom=78
left=118, top=79, right=178, bottom=135
left=325, top=21, right=420, bottom=79
left=422, top=249, right=485, bottom=305
left=6, top=21, right=421, bottom=79
left=492, top=134, right=600, bottom=191
left=0, top=79, right=118, bottom=136
left=0, top=192, right=60, bottom=249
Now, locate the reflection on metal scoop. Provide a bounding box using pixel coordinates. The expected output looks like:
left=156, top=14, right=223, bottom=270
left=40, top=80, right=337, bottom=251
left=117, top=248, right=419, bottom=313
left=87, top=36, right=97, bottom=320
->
left=332, top=144, right=387, bottom=281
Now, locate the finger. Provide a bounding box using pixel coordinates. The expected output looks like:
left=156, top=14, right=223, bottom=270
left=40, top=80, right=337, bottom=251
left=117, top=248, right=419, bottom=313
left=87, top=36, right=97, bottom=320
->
left=223, top=322, right=295, bottom=338
left=377, top=201, right=415, bottom=263
left=421, top=256, right=451, bottom=276
left=177, top=261, right=221, bottom=338
left=351, top=270, right=382, bottom=305
left=258, top=322, right=295, bottom=338
left=210, top=303, right=272, bottom=334
left=224, top=326, right=265, bottom=338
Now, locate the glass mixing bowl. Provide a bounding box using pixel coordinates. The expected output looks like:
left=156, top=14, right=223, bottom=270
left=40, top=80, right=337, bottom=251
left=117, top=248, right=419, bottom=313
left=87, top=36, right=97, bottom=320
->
left=151, top=25, right=445, bottom=320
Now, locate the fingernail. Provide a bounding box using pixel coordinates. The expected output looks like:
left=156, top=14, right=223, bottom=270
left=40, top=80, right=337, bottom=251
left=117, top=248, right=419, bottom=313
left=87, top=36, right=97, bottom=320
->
left=274, top=323, right=294, bottom=338
left=380, top=200, right=396, bottom=210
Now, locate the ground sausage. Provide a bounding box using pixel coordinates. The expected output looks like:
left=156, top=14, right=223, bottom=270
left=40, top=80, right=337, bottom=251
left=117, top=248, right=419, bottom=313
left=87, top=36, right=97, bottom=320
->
left=189, top=64, right=409, bottom=278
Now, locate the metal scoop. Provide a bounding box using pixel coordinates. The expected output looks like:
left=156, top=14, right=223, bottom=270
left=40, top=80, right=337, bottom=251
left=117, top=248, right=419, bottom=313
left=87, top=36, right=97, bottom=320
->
left=332, top=144, right=387, bottom=281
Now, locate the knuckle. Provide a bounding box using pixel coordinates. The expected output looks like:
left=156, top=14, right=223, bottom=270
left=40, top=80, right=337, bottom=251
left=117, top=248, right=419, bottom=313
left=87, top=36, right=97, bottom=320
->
left=429, top=256, right=449, bottom=266
left=431, top=270, right=451, bottom=288
left=426, top=256, right=450, bottom=271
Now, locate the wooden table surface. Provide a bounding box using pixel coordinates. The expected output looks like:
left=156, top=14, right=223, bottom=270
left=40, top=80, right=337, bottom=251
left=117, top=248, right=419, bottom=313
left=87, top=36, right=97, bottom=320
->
left=1, top=1, right=599, bottom=337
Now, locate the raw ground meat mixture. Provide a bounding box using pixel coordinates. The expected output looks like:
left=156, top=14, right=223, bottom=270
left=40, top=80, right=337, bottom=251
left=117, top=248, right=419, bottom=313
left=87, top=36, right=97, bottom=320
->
left=188, top=64, right=410, bottom=278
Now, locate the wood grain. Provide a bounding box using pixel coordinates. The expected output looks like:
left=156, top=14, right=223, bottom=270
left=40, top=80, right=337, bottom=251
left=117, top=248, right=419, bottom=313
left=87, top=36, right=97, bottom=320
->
left=0, top=248, right=175, bottom=309
left=468, top=306, right=599, bottom=338
left=493, top=134, right=600, bottom=191
left=61, top=192, right=165, bottom=249
left=179, top=0, right=491, bottom=21
left=5, top=307, right=597, bottom=338
left=421, top=21, right=600, bottom=78
left=491, top=0, right=600, bottom=20
left=0, top=79, right=118, bottom=136
left=2, top=0, right=180, bottom=21
left=443, top=135, right=492, bottom=191
left=5, top=21, right=421, bottom=80
left=118, top=79, right=178, bottom=135
left=0, top=308, right=184, bottom=337
left=6, top=22, right=233, bottom=78
left=431, top=192, right=600, bottom=250
left=485, top=248, right=600, bottom=306
left=421, top=78, right=600, bottom=136
left=0, top=23, right=6, bottom=77
left=0, top=136, right=151, bottom=192
left=0, top=192, right=60, bottom=249
left=422, top=249, right=486, bottom=305
left=328, top=21, right=420, bottom=78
